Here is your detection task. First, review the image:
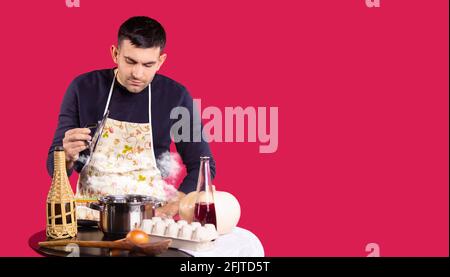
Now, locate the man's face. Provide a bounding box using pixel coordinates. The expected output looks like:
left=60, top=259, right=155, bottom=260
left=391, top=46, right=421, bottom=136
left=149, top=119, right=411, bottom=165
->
left=111, top=39, right=167, bottom=93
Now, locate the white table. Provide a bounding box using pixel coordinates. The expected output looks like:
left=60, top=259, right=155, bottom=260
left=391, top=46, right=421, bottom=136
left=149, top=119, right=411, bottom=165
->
left=181, top=227, right=264, bottom=257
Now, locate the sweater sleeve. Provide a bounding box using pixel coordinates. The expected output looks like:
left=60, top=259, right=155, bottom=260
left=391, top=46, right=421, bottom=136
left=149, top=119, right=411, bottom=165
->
left=172, top=90, right=216, bottom=194
left=46, top=80, right=80, bottom=177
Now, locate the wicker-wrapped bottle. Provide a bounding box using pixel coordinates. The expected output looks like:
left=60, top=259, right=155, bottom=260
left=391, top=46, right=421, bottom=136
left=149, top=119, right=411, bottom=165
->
left=46, top=146, right=77, bottom=239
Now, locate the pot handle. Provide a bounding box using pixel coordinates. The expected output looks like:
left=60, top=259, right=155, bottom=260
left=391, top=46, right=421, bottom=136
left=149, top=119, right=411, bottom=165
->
left=153, top=200, right=166, bottom=209
left=89, top=202, right=104, bottom=212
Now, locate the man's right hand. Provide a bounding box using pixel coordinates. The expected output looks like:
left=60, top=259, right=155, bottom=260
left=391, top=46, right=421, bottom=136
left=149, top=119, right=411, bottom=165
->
left=62, top=128, right=92, bottom=170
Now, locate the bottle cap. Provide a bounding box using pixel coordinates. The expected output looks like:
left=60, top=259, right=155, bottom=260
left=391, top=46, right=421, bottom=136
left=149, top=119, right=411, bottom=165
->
left=54, top=146, right=64, bottom=151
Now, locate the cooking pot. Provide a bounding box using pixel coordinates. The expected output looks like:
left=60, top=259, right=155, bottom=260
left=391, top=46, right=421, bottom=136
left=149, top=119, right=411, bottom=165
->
left=90, top=194, right=164, bottom=237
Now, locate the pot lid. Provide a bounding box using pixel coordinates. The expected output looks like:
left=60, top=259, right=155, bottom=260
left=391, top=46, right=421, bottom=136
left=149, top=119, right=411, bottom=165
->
left=99, top=194, right=164, bottom=205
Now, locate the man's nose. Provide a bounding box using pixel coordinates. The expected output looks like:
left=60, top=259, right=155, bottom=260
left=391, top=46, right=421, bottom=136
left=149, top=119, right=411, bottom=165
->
left=131, top=64, right=144, bottom=79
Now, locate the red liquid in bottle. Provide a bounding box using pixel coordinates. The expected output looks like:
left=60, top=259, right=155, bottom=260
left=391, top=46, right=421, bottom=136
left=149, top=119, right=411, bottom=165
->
left=194, top=202, right=217, bottom=227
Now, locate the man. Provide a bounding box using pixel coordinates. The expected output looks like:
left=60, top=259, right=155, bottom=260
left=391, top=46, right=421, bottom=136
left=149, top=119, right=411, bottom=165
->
left=46, top=16, right=216, bottom=218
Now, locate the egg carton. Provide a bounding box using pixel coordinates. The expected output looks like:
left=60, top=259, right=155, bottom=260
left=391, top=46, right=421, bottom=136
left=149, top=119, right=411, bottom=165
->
left=141, top=217, right=219, bottom=252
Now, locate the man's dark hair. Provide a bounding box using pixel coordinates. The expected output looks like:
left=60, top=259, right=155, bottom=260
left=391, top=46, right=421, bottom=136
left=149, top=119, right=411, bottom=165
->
left=118, top=16, right=166, bottom=50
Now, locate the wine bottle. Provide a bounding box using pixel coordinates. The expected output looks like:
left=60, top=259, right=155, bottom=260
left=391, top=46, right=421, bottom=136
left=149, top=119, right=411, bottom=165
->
left=193, top=156, right=217, bottom=227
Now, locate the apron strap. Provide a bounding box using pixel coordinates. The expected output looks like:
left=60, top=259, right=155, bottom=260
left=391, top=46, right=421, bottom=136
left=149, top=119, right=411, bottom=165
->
left=147, top=82, right=158, bottom=164
left=103, top=70, right=117, bottom=116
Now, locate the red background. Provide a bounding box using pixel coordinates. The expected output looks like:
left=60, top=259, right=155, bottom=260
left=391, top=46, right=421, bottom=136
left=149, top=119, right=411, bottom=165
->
left=0, top=0, right=448, bottom=256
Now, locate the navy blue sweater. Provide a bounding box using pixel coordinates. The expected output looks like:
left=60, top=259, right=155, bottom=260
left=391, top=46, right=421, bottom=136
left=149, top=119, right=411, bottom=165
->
left=46, top=68, right=216, bottom=194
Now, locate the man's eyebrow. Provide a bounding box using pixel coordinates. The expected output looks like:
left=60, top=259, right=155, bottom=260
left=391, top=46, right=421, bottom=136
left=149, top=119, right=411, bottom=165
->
left=124, top=56, right=156, bottom=65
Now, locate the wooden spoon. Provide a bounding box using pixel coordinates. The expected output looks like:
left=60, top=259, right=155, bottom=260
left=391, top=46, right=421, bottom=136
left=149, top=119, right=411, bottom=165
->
left=39, top=238, right=172, bottom=256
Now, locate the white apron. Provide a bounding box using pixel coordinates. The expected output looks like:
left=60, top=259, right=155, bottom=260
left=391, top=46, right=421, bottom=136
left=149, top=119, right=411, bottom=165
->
left=75, top=70, right=178, bottom=220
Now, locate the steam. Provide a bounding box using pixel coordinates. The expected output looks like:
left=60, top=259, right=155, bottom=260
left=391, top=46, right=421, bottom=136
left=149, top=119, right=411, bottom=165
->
left=156, top=151, right=182, bottom=184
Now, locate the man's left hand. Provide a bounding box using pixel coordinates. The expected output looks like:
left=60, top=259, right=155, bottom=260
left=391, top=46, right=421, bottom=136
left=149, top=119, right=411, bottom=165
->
left=155, top=191, right=186, bottom=218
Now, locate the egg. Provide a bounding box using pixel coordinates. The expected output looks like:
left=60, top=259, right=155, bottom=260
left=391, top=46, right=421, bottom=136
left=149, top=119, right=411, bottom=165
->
left=166, top=222, right=180, bottom=238
left=141, top=219, right=154, bottom=234
left=152, top=221, right=167, bottom=236
left=179, top=225, right=193, bottom=240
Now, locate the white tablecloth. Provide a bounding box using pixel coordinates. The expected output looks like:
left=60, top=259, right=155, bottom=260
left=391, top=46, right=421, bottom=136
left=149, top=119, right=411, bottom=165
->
left=181, top=227, right=264, bottom=257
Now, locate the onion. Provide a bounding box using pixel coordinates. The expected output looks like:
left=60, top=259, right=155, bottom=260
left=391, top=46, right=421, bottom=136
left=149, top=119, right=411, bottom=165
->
left=126, top=229, right=150, bottom=244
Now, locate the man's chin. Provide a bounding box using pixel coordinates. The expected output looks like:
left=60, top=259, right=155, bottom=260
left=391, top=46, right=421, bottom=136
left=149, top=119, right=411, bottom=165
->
left=126, top=85, right=145, bottom=93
